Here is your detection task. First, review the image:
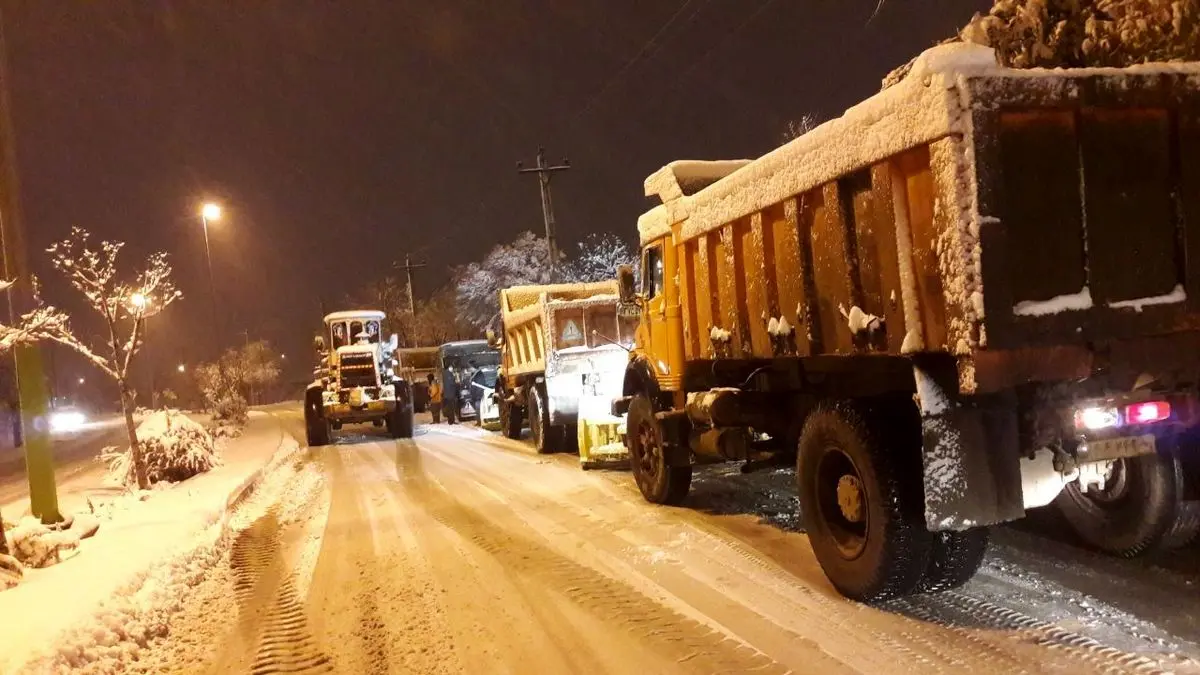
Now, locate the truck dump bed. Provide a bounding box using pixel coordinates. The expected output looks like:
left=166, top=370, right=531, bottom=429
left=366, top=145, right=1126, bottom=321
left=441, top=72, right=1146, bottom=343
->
left=499, top=280, right=623, bottom=376
left=638, top=43, right=1200, bottom=395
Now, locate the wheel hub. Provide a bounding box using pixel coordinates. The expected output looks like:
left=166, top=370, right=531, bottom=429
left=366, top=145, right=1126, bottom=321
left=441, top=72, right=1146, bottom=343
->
left=637, top=423, right=661, bottom=480
left=836, top=474, right=865, bottom=523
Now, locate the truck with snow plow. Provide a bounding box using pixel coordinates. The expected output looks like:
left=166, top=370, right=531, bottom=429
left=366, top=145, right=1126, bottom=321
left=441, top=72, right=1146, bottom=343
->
left=489, top=281, right=635, bottom=467
left=305, top=310, right=414, bottom=445
left=613, top=42, right=1200, bottom=602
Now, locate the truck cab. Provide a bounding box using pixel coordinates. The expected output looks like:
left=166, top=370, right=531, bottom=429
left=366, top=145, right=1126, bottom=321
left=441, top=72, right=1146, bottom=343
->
left=304, top=310, right=414, bottom=445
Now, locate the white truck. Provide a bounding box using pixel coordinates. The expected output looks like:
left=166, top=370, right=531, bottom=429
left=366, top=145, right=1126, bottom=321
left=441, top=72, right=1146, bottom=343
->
left=304, top=310, right=414, bottom=446
left=490, top=281, right=635, bottom=467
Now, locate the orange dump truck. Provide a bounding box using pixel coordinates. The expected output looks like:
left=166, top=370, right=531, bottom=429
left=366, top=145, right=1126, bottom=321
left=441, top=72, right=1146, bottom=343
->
left=613, top=42, right=1200, bottom=601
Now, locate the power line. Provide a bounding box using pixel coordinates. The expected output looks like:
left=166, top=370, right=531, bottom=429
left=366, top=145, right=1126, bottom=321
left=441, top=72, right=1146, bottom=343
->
left=567, top=0, right=709, bottom=125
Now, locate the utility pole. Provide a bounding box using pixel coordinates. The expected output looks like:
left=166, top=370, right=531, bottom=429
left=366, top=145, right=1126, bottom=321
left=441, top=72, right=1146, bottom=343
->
left=517, top=147, right=570, bottom=282
left=0, top=8, right=62, bottom=525
left=394, top=254, right=426, bottom=315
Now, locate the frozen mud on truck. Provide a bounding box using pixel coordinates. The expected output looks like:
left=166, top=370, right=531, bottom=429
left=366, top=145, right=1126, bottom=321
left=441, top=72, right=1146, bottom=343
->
left=613, top=42, right=1200, bottom=602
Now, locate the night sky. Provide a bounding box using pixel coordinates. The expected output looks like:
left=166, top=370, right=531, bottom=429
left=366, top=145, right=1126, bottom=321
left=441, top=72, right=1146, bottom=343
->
left=3, top=0, right=990, bottom=396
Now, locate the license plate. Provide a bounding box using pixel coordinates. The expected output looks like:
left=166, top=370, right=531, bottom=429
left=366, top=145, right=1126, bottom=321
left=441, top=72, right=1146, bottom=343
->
left=1084, top=434, right=1156, bottom=460
left=617, top=303, right=641, bottom=318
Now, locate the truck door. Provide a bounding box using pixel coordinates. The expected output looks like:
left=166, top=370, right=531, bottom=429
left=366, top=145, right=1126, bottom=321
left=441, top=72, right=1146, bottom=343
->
left=641, top=241, right=672, bottom=378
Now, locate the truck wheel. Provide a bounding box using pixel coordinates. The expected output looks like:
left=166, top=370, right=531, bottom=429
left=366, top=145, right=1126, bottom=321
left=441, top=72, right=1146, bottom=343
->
left=1054, top=452, right=1183, bottom=557
left=797, top=401, right=932, bottom=602
left=916, top=529, right=989, bottom=594
left=627, top=394, right=691, bottom=505
left=500, top=398, right=523, bottom=440
left=388, top=404, right=414, bottom=439
left=528, top=386, right=557, bottom=454
left=304, top=390, right=330, bottom=447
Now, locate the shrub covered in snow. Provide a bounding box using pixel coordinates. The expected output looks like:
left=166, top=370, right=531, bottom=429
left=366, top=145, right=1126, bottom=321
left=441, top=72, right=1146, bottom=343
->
left=960, top=0, right=1200, bottom=69
left=6, top=517, right=80, bottom=568
left=104, top=410, right=220, bottom=487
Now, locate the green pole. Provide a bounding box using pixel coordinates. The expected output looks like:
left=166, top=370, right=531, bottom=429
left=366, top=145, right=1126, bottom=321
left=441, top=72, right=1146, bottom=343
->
left=0, top=8, right=61, bottom=524
left=15, top=346, right=59, bottom=522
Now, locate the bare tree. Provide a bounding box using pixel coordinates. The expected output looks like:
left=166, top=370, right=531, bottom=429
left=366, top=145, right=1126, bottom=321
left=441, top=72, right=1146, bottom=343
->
left=27, top=227, right=182, bottom=490
left=781, top=114, right=821, bottom=142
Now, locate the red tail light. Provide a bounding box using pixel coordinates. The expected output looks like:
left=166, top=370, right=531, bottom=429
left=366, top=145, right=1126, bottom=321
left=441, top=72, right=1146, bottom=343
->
left=1124, top=401, right=1171, bottom=425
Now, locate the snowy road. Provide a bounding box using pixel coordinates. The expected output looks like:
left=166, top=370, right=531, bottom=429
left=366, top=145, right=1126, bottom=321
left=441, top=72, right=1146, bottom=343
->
left=0, top=415, right=126, bottom=517
left=152, top=408, right=1200, bottom=674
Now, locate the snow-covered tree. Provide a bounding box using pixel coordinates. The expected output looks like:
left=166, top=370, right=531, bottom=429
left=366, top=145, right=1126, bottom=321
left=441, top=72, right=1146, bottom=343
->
left=781, top=114, right=821, bottom=142
left=960, top=0, right=1200, bottom=68
left=455, top=231, right=557, bottom=331
left=412, top=285, right=475, bottom=345
left=26, top=227, right=182, bottom=490
left=194, top=340, right=281, bottom=422
left=565, top=232, right=638, bottom=283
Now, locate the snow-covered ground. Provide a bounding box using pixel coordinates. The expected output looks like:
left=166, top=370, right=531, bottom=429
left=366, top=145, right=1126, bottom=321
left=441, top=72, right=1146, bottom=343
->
left=101, top=405, right=1200, bottom=674
left=0, top=412, right=299, bottom=674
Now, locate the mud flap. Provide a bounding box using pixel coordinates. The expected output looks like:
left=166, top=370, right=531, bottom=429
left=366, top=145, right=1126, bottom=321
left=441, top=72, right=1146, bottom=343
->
left=914, top=361, right=1023, bottom=532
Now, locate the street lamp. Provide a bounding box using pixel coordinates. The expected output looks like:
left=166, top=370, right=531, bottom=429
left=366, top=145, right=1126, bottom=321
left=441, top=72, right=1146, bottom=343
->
left=200, top=201, right=222, bottom=343
left=130, top=292, right=149, bottom=310
left=177, top=364, right=186, bottom=373
left=77, top=377, right=85, bottom=385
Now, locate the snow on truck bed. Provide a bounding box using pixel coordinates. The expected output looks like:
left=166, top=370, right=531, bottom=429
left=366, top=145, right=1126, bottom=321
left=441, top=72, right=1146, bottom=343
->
left=638, top=42, right=1200, bottom=246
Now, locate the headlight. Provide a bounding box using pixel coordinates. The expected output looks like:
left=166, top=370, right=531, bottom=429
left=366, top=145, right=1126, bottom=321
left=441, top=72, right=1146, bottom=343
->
left=50, top=411, right=87, bottom=434
left=1074, top=406, right=1120, bottom=431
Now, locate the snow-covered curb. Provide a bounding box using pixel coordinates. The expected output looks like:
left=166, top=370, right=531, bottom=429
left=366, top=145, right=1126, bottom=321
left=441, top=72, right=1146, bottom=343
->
left=3, top=428, right=304, bottom=674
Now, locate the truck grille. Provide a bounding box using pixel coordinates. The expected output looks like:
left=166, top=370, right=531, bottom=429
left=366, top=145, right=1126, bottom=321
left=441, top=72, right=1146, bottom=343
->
left=338, top=353, right=377, bottom=389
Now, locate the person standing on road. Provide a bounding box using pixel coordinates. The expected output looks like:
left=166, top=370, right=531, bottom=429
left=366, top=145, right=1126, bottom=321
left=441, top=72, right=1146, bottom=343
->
left=427, top=374, right=443, bottom=424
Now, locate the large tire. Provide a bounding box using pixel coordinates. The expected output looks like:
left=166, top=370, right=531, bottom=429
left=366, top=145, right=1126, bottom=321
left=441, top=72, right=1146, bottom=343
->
left=388, top=403, right=414, bottom=439
left=797, top=400, right=933, bottom=602
left=627, top=394, right=691, bottom=505
left=916, top=528, right=989, bottom=594
left=500, top=395, right=524, bottom=440
left=527, top=386, right=559, bottom=454
left=304, top=389, right=330, bottom=447
left=1054, top=452, right=1185, bottom=557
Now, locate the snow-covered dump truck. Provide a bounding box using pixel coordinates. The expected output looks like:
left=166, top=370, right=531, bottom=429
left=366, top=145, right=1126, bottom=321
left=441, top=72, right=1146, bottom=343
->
left=490, top=281, right=635, bottom=466
left=436, top=340, right=501, bottom=425
left=614, top=42, right=1200, bottom=602
left=305, top=310, right=414, bottom=445
left=397, top=346, right=440, bottom=412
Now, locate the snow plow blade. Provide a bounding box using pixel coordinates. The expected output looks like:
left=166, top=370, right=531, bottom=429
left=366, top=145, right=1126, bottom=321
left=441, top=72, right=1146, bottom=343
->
left=578, top=417, right=629, bottom=470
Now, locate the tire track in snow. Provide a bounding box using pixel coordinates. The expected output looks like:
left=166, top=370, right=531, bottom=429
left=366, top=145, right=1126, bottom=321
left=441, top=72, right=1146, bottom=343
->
left=225, top=509, right=332, bottom=675
left=389, top=442, right=790, bottom=674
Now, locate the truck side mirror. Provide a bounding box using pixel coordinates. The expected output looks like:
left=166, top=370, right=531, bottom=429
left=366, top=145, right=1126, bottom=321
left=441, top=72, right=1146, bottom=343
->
left=387, top=334, right=399, bottom=351
left=617, top=264, right=636, bottom=303
left=486, top=328, right=499, bottom=348
left=313, top=335, right=326, bottom=352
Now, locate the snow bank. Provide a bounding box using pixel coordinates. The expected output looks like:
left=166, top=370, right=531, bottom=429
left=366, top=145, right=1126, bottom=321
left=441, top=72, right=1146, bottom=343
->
left=105, top=410, right=220, bottom=487
left=7, top=517, right=80, bottom=568
left=0, top=422, right=300, bottom=673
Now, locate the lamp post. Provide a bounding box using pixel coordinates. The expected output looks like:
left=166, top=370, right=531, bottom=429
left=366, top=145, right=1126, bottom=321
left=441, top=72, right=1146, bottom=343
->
left=200, top=202, right=221, bottom=346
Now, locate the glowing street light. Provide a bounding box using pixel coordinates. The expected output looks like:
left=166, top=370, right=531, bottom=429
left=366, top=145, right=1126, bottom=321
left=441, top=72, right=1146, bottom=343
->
left=199, top=201, right=222, bottom=341
left=177, top=364, right=186, bottom=373
left=201, top=203, right=222, bottom=221
left=77, top=377, right=85, bottom=385
left=130, top=292, right=149, bottom=310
